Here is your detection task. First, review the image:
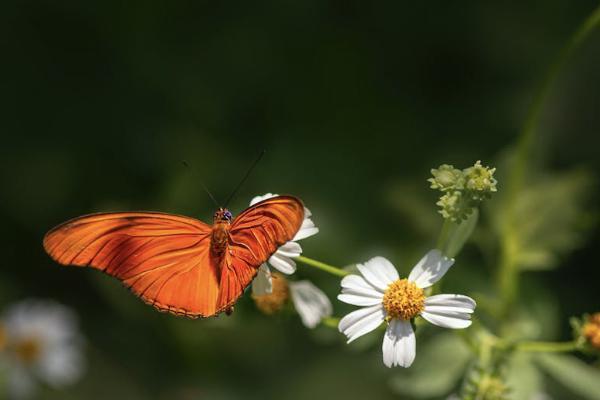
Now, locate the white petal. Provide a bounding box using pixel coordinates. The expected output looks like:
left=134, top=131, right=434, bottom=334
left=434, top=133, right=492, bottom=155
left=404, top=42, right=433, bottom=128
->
left=289, top=281, right=333, bottom=328
left=293, top=226, right=319, bottom=241
left=423, top=305, right=474, bottom=315
left=293, top=217, right=319, bottom=241
left=37, top=345, right=85, bottom=387
left=249, top=193, right=278, bottom=206
left=252, top=264, right=273, bottom=295
left=407, top=249, right=454, bottom=289
left=357, top=257, right=399, bottom=291
left=275, top=241, right=302, bottom=258
left=421, top=311, right=472, bottom=329
left=337, top=294, right=382, bottom=307
left=3, top=300, right=77, bottom=344
left=424, top=294, right=476, bottom=315
left=425, top=294, right=476, bottom=310
left=268, top=253, right=296, bottom=275
left=338, top=305, right=385, bottom=343
left=382, top=319, right=416, bottom=368
left=340, top=275, right=384, bottom=297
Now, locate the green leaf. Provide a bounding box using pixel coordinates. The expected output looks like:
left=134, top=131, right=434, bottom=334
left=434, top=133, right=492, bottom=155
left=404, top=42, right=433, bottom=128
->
left=536, top=353, right=600, bottom=400
left=490, top=169, right=595, bottom=270
left=505, top=353, right=543, bottom=400
left=389, top=332, right=472, bottom=398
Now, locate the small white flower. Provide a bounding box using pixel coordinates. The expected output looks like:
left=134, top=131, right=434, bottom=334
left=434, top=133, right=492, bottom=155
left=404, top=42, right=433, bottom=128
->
left=0, top=300, right=85, bottom=399
left=250, top=193, right=319, bottom=295
left=337, top=250, right=476, bottom=368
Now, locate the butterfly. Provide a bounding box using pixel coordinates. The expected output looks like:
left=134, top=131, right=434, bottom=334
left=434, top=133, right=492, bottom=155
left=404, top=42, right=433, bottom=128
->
left=43, top=195, right=305, bottom=318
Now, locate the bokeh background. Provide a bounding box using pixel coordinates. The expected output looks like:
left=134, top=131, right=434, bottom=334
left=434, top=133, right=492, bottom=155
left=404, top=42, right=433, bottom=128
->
left=1, top=1, right=599, bottom=399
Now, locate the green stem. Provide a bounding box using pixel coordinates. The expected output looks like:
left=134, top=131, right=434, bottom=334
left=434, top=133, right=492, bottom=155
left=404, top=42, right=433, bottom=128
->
left=497, top=4, right=600, bottom=315
left=436, top=218, right=452, bottom=253
left=516, top=340, right=578, bottom=353
left=295, top=255, right=349, bottom=277
left=321, top=316, right=340, bottom=328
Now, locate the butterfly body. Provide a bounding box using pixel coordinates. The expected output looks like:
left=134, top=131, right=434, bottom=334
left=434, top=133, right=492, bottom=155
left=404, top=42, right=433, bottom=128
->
left=43, top=196, right=304, bottom=318
left=211, top=208, right=232, bottom=256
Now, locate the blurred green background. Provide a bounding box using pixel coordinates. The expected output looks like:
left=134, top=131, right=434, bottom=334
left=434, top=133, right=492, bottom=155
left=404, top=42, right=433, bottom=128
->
left=1, top=1, right=599, bottom=399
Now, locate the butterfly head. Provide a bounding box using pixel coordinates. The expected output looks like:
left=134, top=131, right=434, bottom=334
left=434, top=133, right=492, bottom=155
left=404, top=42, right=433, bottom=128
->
left=214, top=208, right=233, bottom=224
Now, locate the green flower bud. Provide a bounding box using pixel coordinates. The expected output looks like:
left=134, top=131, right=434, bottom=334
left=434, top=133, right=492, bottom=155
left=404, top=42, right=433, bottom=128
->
left=436, top=191, right=472, bottom=222
left=428, top=164, right=464, bottom=191
left=463, top=160, right=497, bottom=194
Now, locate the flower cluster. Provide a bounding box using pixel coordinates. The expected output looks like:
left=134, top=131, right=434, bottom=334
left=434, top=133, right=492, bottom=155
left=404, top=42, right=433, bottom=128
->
left=429, top=161, right=497, bottom=221
left=0, top=300, right=85, bottom=399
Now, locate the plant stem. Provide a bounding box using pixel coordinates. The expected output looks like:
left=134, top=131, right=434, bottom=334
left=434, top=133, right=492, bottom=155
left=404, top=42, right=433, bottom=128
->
left=295, top=255, right=349, bottom=277
left=321, top=316, right=340, bottom=328
left=516, top=340, right=578, bottom=353
left=497, top=4, right=600, bottom=315
left=436, top=218, right=452, bottom=253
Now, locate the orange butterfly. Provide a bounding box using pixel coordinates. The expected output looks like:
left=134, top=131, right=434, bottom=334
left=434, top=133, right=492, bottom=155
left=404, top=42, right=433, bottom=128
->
left=43, top=196, right=304, bottom=318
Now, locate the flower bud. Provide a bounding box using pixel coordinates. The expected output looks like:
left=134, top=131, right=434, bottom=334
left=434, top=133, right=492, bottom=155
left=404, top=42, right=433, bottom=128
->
left=428, top=164, right=464, bottom=191
left=583, top=312, right=600, bottom=349
left=463, top=160, right=498, bottom=195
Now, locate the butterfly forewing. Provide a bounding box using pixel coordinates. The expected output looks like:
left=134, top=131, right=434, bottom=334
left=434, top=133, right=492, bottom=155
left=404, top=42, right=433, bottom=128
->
left=43, top=212, right=221, bottom=317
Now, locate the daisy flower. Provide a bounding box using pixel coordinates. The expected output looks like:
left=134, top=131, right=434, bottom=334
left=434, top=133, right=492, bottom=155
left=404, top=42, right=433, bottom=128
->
left=252, top=271, right=332, bottom=329
left=250, top=193, right=318, bottom=295
left=337, top=250, right=476, bottom=368
left=0, top=300, right=85, bottom=399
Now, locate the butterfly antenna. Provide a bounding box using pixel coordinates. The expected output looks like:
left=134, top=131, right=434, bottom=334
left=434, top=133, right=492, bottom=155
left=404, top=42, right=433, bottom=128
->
left=224, top=150, right=266, bottom=207
left=181, top=160, right=220, bottom=207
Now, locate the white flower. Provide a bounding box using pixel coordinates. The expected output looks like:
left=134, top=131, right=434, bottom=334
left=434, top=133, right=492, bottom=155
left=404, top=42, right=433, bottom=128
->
left=250, top=193, right=318, bottom=295
left=0, top=300, right=85, bottom=399
left=252, top=267, right=332, bottom=329
left=337, top=250, right=476, bottom=368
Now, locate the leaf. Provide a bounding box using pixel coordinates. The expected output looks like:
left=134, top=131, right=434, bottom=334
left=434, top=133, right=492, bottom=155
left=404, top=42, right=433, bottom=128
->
left=389, top=332, right=472, bottom=398
left=505, top=353, right=544, bottom=400
left=536, top=353, right=600, bottom=400
left=490, top=169, right=595, bottom=270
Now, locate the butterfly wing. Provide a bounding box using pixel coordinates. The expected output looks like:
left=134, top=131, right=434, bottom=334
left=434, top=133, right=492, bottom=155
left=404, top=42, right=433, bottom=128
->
left=216, top=195, right=305, bottom=310
left=43, top=196, right=306, bottom=318
left=43, top=212, right=221, bottom=317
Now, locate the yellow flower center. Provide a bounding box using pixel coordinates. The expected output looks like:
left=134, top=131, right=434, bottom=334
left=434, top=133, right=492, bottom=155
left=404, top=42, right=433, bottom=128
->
left=583, top=312, right=600, bottom=349
left=252, top=273, right=289, bottom=315
left=382, top=279, right=425, bottom=320
left=14, top=338, right=42, bottom=364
